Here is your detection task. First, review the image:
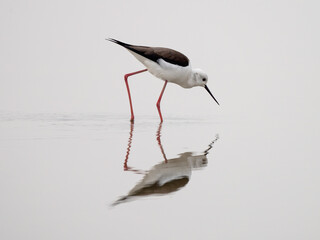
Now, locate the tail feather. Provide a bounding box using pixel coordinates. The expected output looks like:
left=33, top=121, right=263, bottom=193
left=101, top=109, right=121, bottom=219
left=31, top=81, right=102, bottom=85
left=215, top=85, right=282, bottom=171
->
left=106, top=38, right=131, bottom=48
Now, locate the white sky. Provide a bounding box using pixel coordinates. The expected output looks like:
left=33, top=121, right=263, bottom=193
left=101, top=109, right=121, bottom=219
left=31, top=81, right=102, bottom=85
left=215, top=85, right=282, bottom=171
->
left=0, top=0, right=319, bottom=121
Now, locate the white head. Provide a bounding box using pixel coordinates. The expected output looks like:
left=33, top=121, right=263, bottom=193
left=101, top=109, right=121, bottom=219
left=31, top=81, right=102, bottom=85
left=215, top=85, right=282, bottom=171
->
left=192, top=68, right=209, bottom=87
left=192, top=68, right=220, bottom=105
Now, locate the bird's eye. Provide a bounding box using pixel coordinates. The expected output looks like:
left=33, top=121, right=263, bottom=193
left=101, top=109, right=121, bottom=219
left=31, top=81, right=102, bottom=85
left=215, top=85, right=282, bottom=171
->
left=202, top=78, right=206, bottom=81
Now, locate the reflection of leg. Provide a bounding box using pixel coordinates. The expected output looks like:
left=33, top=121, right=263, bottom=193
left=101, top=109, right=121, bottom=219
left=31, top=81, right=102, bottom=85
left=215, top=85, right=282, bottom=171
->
left=124, top=123, right=134, bottom=171
left=124, top=69, right=148, bottom=122
left=123, top=123, right=147, bottom=174
left=156, top=81, right=168, bottom=122
left=156, top=122, right=168, bottom=163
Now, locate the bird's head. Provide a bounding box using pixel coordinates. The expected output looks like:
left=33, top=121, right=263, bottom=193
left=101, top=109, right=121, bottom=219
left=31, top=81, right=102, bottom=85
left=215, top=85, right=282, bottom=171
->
left=192, top=68, right=219, bottom=105
left=192, top=68, right=208, bottom=87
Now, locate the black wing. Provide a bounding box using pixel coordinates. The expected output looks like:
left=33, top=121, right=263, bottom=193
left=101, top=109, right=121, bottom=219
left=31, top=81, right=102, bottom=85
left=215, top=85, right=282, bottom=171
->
left=107, top=38, right=190, bottom=67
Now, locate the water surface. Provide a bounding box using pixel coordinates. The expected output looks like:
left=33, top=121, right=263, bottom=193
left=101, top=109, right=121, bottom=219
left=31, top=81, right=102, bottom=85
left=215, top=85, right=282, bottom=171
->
left=0, top=112, right=319, bottom=239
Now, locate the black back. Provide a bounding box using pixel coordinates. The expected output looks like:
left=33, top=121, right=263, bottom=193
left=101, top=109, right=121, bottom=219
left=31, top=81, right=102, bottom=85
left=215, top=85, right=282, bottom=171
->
left=108, top=38, right=190, bottom=67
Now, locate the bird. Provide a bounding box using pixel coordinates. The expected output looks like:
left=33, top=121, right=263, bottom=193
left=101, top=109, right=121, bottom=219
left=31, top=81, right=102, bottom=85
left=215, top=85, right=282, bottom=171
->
left=107, top=38, right=219, bottom=122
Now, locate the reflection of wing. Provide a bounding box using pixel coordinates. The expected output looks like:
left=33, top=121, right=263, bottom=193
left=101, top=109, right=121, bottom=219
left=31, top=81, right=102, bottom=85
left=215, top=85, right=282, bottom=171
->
left=140, top=157, right=192, bottom=186
left=113, top=156, right=193, bottom=206
left=113, top=177, right=189, bottom=206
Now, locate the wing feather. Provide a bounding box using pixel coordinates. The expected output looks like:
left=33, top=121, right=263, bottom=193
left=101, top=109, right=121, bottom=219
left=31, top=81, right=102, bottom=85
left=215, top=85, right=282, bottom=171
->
left=108, top=38, right=190, bottom=67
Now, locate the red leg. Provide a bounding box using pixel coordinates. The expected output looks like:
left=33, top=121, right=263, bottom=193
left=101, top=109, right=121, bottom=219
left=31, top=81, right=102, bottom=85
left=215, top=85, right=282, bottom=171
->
left=124, top=69, right=148, bottom=122
left=156, top=81, right=168, bottom=122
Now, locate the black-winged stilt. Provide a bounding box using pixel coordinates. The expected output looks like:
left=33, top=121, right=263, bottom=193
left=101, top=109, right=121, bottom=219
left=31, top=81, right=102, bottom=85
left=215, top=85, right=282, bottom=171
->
left=107, top=38, right=219, bottom=122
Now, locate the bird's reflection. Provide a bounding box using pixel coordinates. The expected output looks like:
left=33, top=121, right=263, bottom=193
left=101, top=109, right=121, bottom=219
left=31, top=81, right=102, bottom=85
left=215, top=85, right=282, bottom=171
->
left=113, top=123, right=219, bottom=206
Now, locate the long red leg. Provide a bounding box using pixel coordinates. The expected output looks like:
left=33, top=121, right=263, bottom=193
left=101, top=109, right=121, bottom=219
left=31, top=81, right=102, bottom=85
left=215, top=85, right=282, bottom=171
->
left=124, top=69, right=148, bottom=122
left=156, top=80, right=168, bottom=122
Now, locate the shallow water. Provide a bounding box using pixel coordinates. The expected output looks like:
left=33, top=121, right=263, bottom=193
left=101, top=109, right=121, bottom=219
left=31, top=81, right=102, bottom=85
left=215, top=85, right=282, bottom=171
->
left=0, top=112, right=319, bottom=239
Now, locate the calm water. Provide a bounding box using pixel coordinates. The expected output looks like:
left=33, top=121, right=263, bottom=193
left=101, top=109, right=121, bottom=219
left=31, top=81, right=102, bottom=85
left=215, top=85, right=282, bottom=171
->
left=0, top=112, right=319, bottom=239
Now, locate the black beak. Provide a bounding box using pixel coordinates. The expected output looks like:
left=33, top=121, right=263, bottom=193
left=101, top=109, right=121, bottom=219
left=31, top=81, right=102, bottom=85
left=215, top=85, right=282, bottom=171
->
left=204, top=85, right=219, bottom=105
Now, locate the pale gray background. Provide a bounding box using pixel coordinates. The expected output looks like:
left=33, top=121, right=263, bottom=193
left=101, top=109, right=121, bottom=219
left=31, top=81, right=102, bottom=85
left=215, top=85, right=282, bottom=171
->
left=1, top=0, right=320, bottom=239
left=1, top=0, right=318, bottom=119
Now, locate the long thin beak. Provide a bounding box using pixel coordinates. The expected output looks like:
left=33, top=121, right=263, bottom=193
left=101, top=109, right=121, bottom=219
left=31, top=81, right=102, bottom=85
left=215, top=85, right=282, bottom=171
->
left=204, top=85, right=220, bottom=105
